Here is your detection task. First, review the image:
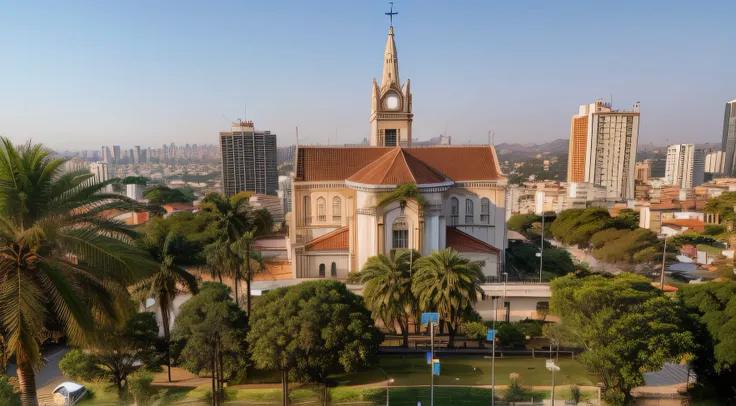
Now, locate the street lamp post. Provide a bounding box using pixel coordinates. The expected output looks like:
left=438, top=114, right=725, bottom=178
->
left=546, top=360, right=560, bottom=406
left=378, top=368, right=394, bottom=406
left=483, top=296, right=498, bottom=406
left=539, top=213, right=544, bottom=282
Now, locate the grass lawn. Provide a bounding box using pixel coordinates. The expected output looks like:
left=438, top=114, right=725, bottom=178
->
left=333, top=355, right=597, bottom=387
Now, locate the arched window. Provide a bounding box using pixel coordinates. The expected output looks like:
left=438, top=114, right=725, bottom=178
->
left=316, top=197, right=326, bottom=222
left=319, top=264, right=325, bottom=278
left=465, top=199, right=474, bottom=224
left=332, top=196, right=342, bottom=222
left=450, top=197, right=459, bottom=226
left=392, top=217, right=409, bottom=249
left=481, top=198, right=490, bottom=224
left=330, top=262, right=337, bottom=278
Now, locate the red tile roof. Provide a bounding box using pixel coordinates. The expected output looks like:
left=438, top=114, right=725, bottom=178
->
left=347, top=148, right=447, bottom=185
left=661, top=218, right=705, bottom=232
left=304, top=227, right=349, bottom=251
left=446, top=227, right=500, bottom=254
left=295, top=146, right=504, bottom=183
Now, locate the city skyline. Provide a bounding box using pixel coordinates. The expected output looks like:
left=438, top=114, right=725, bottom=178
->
left=1, top=1, right=734, bottom=150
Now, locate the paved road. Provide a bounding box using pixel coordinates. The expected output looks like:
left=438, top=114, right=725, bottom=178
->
left=6, top=345, right=69, bottom=389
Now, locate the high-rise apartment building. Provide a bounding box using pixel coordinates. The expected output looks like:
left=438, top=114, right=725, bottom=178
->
left=101, top=146, right=110, bottom=163
left=721, top=100, right=736, bottom=176
left=112, top=145, right=121, bottom=164
left=219, top=121, right=278, bottom=197
left=665, top=144, right=695, bottom=188
left=134, top=146, right=141, bottom=164
left=88, top=161, right=112, bottom=193
left=693, top=149, right=706, bottom=187
left=567, top=100, right=640, bottom=200
left=705, top=150, right=725, bottom=174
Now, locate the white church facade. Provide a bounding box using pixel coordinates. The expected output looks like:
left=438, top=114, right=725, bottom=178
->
left=288, top=23, right=508, bottom=281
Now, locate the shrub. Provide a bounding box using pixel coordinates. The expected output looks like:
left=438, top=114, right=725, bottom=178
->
left=0, top=375, right=20, bottom=406
left=59, top=349, right=103, bottom=382
left=127, top=370, right=155, bottom=406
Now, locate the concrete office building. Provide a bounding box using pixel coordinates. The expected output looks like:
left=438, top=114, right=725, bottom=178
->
left=112, top=145, right=121, bottom=164
left=665, top=144, right=695, bottom=188
left=134, top=146, right=141, bottom=165
left=705, top=150, right=726, bottom=175
left=219, top=121, right=278, bottom=197
left=567, top=99, right=640, bottom=199
left=722, top=100, right=736, bottom=176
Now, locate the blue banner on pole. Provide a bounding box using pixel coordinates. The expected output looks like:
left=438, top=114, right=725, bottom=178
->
left=432, top=360, right=440, bottom=376
left=487, top=329, right=495, bottom=341
left=421, top=312, right=439, bottom=325
left=426, top=352, right=432, bottom=365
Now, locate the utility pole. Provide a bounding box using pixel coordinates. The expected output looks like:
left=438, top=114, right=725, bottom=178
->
left=539, top=213, right=544, bottom=282
left=660, top=234, right=668, bottom=289
left=430, top=320, right=434, bottom=406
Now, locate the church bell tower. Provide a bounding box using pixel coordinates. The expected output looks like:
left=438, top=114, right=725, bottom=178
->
left=370, top=16, right=413, bottom=147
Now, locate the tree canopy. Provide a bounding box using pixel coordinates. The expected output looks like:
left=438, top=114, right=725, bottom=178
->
left=172, top=282, right=249, bottom=403
left=143, top=185, right=195, bottom=205
left=550, top=273, right=694, bottom=405
left=247, top=280, right=382, bottom=391
left=679, top=281, right=736, bottom=401
left=549, top=208, right=612, bottom=247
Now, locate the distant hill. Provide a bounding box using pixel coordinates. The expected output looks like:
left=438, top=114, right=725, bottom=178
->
left=497, top=139, right=722, bottom=156
left=496, top=139, right=569, bottom=154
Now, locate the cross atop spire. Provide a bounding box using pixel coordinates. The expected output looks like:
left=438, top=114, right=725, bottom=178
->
left=385, top=2, right=398, bottom=26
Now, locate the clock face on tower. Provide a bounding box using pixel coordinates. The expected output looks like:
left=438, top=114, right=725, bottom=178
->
left=384, top=93, right=400, bottom=111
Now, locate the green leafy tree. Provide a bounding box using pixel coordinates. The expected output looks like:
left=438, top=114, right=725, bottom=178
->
left=591, top=228, right=663, bottom=264
left=59, top=312, right=163, bottom=397
left=412, top=248, right=485, bottom=348
left=58, top=349, right=103, bottom=382
left=460, top=321, right=488, bottom=348
left=550, top=208, right=612, bottom=247
left=550, top=273, right=694, bottom=404
left=704, top=191, right=736, bottom=224
left=0, top=375, right=20, bottom=406
left=610, top=209, right=639, bottom=230
left=492, top=323, right=528, bottom=348
left=248, top=280, right=382, bottom=406
left=135, top=231, right=200, bottom=382
left=173, top=282, right=248, bottom=406
left=679, top=281, right=736, bottom=401
left=506, top=241, right=574, bottom=280
left=354, top=251, right=414, bottom=347
left=0, top=138, right=156, bottom=406
left=507, top=213, right=540, bottom=234
left=143, top=185, right=193, bottom=204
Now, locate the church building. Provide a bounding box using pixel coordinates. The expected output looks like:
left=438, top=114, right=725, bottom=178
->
left=288, top=22, right=508, bottom=281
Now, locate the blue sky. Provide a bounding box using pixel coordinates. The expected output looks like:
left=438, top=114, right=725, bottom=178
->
left=0, top=0, right=733, bottom=151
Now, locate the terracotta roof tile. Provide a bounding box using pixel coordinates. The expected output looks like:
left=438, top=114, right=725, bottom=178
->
left=446, top=227, right=500, bottom=254
left=295, top=146, right=504, bottom=182
left=304, top=227, right=349, bottom=251
left=661, top=218, right=705, bottom=232
left=347, top=148, right=447, bottom=185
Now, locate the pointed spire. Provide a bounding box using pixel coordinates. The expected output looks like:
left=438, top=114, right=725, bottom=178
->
left=381, top=26, right=399, bottom=90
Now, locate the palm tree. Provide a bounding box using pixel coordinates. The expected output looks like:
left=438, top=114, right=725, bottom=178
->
left=411, top=248, right=485, bottom=348
left=355, top=251, right=414, bottom=347
left=0, top=138, right=156, bottom=405
left=376, top=183, right=428, bottom=211
left=232, top=231, right=256, bottom=316
left=200, top=193, right=253, bottom=307
left=135, top=231, right=199, bottom=382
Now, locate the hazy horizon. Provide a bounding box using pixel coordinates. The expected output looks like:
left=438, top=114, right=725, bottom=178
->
left=1, top=1, right=733, bottom=151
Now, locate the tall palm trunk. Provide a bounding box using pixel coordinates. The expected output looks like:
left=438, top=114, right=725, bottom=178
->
left=160, top=297, right=172, bottom=382
left=234, top=262, right=240, bottom=306
left=17, top=361, right=38, bottom=406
